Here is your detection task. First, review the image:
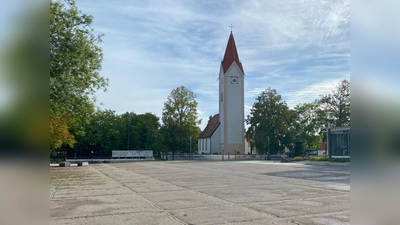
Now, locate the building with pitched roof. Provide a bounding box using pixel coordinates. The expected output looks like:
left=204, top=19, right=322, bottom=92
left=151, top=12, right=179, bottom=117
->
left=198, top=32, right=247, bottom=154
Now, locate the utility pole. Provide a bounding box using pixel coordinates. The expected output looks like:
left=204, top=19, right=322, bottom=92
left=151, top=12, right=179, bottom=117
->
left=267, top=136, right=271, bottom=160
left=327, top=122, right=331, bottom=158
left=189, top=136, right=192, bottom=160
left=127, top=113, right=131, bottom=150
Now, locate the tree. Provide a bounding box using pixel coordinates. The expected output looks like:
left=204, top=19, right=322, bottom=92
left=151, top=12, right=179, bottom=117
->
left=317, top=80, right=350, bottom=127
left=85, top=110, right=124, bottom=156
left=61, top=110, right=164, bottom=158
left=50, top=113, right=76, bottom=151
left=293, top=103, right=324, bottom=150
left=293, top=139, right=304, bottom=157
left=161, top=86, right=201, bottom=159
left=61, top=109, right=124, bottom=158
left=123, top=112, right=163, bottom=152
left=50, top=0, right=108, bottom=151
left=246, top=88, right=292, bottom=158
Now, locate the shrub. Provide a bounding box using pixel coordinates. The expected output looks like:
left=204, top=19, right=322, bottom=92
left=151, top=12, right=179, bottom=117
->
left=309, top=156, right=327, bottom=161
left=293, top=156, right=305, bottom=161
left=329, top=157, right=350, bottom=163
left=309, top=156, right=350, bottom=163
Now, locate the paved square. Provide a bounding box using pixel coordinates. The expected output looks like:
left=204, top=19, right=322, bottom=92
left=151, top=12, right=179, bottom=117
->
left=50, top=161, right=349, bottom=225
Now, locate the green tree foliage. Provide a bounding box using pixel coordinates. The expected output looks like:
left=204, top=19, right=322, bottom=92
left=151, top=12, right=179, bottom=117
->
left=246, top=88, right=292, bottom=156
left=78, top=110, right=124, bottom=156
left=293, top=140, right=304, bottom=157
left=317, top=79, right=350, bottom=127
left=122, top=112, right=163, bottom=152
left=50, top=0, right=108, bottom=151
left=293, top=103, right=324, bottom=150
left=61, top=110, right=163, bottom=157
left=161, top=86, right=201, bottom=158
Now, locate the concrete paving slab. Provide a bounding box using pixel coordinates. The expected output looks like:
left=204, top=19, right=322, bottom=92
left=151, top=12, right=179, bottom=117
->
left=50, top=212, right=182, bottom=225
left=246, top=195, right=349, bottom=218
left=51, top=193, right=159, bottom=219
left=169, top=205, right=273, bottom=225
left=51, top=160, right=350, bottom=224
left=121, top=179, right=171, bottom=187
left=53, top=186, right=132, bottom=199
left=55, top=183, right=123, bottom=191
left=141, top=190, right=228, bottom=210
left=197, top=184, right=340, bottom=204
left=127, top=183, right=187, bottom=193
left=292, top=211, right=350, bottom=225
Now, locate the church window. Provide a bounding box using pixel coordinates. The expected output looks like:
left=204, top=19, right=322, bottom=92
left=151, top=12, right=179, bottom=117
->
left=206, top=139, right=208, bottom=151
left=221, top=93, right=223, bottom=102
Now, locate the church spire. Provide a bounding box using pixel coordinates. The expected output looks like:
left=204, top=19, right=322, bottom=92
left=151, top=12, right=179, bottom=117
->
left=221, top=32, right=244, bottom=73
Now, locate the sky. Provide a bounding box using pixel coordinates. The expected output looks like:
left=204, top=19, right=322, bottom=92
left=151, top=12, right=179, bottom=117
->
left=76, top=0, right=350, bottom=130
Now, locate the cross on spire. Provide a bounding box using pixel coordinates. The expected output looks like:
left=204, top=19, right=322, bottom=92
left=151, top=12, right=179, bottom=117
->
left=229, top=23, right=234, bottom=33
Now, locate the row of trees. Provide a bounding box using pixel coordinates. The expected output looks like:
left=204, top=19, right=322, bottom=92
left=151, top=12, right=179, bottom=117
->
left=55, top=78, right=349, bottom=158
left=52, top=85, right=201, bottom=158
left=246, top=79, right=350, bottom=157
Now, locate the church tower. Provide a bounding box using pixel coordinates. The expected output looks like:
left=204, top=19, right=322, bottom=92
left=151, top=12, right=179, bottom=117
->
left=219, top=32, right=245, bottom=154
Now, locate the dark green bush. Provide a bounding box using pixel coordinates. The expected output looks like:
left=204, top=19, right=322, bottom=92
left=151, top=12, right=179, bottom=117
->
left=309, top=156, right=350, bottom=163
left=293, top=156, right=306, bottom=161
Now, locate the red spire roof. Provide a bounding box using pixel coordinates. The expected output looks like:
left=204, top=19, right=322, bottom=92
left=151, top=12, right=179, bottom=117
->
left=221, top=33, right=244, bottom=73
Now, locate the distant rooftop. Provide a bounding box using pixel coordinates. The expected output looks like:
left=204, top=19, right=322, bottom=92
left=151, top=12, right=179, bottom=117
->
left=198, top=114, right=220, bottom=139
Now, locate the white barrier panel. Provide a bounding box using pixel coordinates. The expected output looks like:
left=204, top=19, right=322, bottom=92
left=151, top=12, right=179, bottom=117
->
left=139, top=150, right=153, bottom=157
left=163, top=154, right=263, bottom=160
left=112, top=150, right=153, bottom=158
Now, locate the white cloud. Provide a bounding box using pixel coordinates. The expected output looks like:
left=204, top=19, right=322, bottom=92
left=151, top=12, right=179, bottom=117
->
left=283, top=77, right=349, bottom=109
left=77, top=0, right=349, bottom=131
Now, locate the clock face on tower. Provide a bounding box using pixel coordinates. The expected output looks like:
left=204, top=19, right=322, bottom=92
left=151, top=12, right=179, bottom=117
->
left=230, top=76, right=238, bottom=84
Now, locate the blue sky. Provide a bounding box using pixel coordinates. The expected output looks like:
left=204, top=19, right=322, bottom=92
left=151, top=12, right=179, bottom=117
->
left=76, top=0, right=350, bottom=130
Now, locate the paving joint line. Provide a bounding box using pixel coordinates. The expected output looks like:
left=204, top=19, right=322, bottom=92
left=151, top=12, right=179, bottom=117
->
left=284, top=210, right=350, bottom=220
left=91, top=164, right=188, bottom=225
left=107, top=162, right=349, bottom=223
left=107, top=163, right=280, bottom=220
left=236, top=193, right=350, bottom=205
left=50, top=210, right=165, bottom=221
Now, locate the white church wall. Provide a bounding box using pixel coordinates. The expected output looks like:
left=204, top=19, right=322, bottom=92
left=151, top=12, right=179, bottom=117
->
left=244, top=140, right=250, bottom=154
left=198, top=138, right=212, bottom=154
left=211, top=125, right=220, bottom=154
left=219, top=67, right=224, bottom=149
left=198, top=139, right=203, bottom=154
left=206, top=138, right=211, bottom=153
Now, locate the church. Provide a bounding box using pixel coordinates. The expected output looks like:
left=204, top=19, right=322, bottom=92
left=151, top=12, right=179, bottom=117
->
left=198, top=32, right=249, bottom=155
